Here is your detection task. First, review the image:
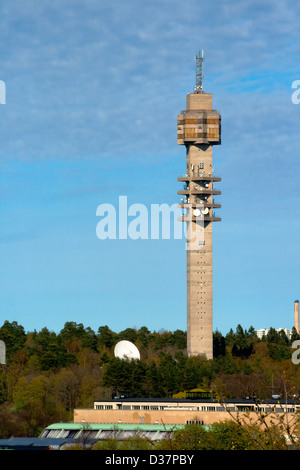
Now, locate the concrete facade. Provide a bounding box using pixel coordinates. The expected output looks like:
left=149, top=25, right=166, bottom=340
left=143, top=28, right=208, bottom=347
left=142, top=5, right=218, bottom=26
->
left=177, top=91, right=221, bottom=359
left=73, top=398, right=299, bottom=428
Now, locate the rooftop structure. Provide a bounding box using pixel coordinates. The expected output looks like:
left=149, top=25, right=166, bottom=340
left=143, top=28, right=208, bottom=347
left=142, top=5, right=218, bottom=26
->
left=40, top=421, right=183, bottom=443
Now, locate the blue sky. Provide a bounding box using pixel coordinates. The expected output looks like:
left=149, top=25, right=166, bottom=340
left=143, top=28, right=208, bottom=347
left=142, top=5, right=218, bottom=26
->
left=0, top=0, right=300, bottom=336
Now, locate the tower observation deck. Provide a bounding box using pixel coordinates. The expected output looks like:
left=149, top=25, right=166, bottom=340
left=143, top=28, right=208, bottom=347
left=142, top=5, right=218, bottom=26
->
left=177, top=52, right=221, bottom=359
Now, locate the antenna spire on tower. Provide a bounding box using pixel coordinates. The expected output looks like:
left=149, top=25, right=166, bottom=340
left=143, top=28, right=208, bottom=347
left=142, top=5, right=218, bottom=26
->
left=195, top=49, right=204, bottom=93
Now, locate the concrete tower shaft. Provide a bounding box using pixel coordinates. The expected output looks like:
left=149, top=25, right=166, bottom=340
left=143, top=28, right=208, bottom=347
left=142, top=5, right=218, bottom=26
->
left=177, top=88, right=221, bottom=359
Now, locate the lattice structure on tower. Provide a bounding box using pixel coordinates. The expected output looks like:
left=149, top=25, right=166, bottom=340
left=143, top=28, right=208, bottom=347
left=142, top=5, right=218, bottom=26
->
left=195, top=50, right=204, bottom=93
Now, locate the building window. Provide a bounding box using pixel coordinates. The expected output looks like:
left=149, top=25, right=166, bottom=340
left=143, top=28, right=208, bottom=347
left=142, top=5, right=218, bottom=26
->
left=95, top=405, right=103, bottom=410
left=237, top=406, right=254, bottom=412
left=105, top=405, right=113, bottom=410
left=186, top=420, right=203, bottom=425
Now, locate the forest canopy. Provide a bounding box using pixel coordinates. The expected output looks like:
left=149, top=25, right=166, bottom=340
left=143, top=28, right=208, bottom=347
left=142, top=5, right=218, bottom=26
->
left=0, top=320, right=299, bottom=438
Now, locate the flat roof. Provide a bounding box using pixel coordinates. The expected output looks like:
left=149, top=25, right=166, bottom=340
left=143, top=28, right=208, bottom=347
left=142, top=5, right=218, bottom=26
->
left=44, top=422, right=185, bottom=431
left=0, top=437, right=94, bottom=449
left=93, top=397, right=299, bottom=405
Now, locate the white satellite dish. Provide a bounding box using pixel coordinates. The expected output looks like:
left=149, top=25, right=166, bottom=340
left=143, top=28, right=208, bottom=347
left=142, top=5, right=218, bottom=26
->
left=114, top=340, right=140, bottom=361
left=202, top=207, right=209, bottom=215
left=193, top=208, right=201, bottom=217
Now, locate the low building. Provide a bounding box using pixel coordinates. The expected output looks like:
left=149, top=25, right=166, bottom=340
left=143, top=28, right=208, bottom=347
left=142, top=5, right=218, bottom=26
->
left=2, top=396, right=296, bottom=449
left=73, top=397, right=299, bottom=427
left=40, top=422, right=185, bottom=443
left=0, top=436, right=94, bottom=450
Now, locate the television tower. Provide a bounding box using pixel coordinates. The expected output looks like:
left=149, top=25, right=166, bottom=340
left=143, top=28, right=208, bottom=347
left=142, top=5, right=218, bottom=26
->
left=177, top=51, right=221, bottom=359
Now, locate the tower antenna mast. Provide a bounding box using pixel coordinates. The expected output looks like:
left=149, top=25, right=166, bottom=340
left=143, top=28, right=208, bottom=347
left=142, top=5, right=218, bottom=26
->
left=195, top=49, right=204, bottom=93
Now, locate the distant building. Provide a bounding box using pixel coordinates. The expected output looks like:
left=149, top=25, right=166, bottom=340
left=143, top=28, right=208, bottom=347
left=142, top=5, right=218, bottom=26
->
left=255, top=328, right=293, bottom=340
left=255, top=300, right=299, bottom=340
left=294, top=300, right=299, bottom=334
left=40, top=422, right=181, bottom=443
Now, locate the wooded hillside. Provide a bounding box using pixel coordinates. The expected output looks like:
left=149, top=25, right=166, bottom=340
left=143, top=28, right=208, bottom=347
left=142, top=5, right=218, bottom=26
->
left=0, top=320, right=299, bottom=438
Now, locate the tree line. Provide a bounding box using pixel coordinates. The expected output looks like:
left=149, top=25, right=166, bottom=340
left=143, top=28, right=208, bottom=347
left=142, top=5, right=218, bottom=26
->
left=0, top=320, right=299, bottom=438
